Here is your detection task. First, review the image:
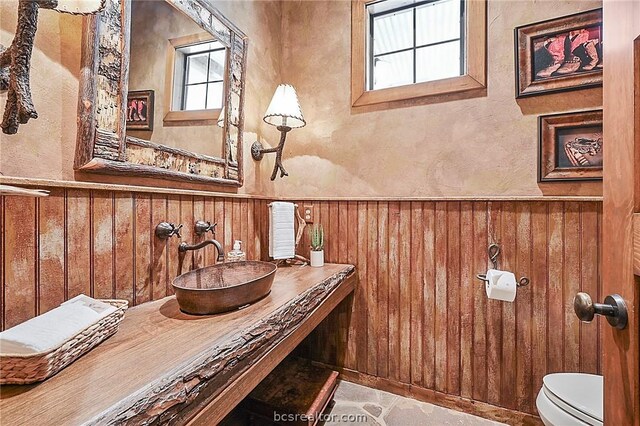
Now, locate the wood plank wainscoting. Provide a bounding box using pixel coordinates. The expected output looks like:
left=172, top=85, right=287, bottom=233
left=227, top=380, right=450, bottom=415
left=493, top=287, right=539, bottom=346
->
left=0, top=183, right=602, bottom=423
left=0, top=186, right=271, bottom=330
left=297, top=200, right=602, bottom=423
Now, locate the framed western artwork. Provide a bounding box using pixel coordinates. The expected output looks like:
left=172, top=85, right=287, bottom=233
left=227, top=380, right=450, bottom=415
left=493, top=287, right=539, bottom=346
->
left=515, top=9, right=602, bottom=97
left=538, top=109, right=603, bottom=182
left=126, top=90, right=154, bottom=131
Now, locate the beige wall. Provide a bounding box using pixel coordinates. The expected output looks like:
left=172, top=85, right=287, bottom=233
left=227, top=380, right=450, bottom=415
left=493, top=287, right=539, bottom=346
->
left=0, top=0, right=283, bottom=194
left=265, top=0, right=603, bottom=198
left=1, top=0, right=602, bottom=198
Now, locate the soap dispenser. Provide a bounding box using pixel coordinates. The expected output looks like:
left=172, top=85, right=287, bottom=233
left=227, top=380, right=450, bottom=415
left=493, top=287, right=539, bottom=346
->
left=227, top=240, right=246, bottom=262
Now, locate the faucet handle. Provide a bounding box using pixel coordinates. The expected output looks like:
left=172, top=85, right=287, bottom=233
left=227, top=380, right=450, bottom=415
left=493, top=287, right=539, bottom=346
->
left=195, top=220, right=217, bottom=236
left=155, top=222, right=183, bottom=240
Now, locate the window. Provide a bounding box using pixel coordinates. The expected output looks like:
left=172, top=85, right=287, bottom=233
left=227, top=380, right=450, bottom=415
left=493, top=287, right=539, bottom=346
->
left=351, top=0, right=486, bottom=108
left=175, top=41, right=226, bottom=111
left=164, top=33, right=228, bottom=125
left=369, top=0, right=464, bottom=90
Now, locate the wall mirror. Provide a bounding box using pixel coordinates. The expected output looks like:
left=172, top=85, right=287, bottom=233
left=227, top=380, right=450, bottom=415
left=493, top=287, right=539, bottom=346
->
left=75, top=0, right=247, bottom=186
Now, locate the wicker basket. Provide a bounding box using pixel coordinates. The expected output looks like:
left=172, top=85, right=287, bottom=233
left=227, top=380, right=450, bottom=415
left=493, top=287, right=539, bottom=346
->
left=0, top=299, right=128, bottom=385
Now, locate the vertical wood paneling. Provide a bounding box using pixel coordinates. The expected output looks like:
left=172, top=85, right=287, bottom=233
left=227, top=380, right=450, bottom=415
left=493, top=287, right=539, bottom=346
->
left=301, top=199, right=602, bottom=416
left=422, top=202, right=436, bottom=390
left=376, top=202, right=389, bottom=379
left=472, top=202, right=488, bottom=401
left=410, top=201, right=423, bottom=386
left=356, top=201, right=368, bottom=374
left=3, top=196, right=36, bottom=328
left=366, top=201, right=378, bottom=376
left=345, top=201, right=359, bottom=370
left=398, top=202, right=411, bottom=384
left=387, top=201, right=400, bottom=382
left=459, top=201, right=474, bottom=398
left=515, top=202, right=533, bottom=413
left=92, top=191, right=114, bottom=299
left=500, top=202, right=517, bottom=410
left=66, top=190, right=91, bottom=299
left=1, top=192, right=604, bottom=417
left=547, top=202, right=564, bottom=374
left=434, top=203, right=448, bottom=393
left=114, top=193, right=134, bottom=304
left=134, top=194, right=152, bottom=305
left=38, top=189, right=66, bottom=313
left=531, top=202, right=549, bottom=402
left=446, top=201, right=461, bottom=396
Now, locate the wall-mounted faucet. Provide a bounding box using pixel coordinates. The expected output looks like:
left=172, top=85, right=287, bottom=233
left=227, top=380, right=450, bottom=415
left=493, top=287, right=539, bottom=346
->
left=155, top=222, right=183, bottom=240
left=194, top=220, right=217, bottom=236
left=177, top=239, right=225, bottom=276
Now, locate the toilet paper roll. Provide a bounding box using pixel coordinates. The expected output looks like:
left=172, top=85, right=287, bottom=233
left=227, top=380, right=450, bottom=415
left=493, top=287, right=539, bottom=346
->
left=485, top=269, right=517, bottom=302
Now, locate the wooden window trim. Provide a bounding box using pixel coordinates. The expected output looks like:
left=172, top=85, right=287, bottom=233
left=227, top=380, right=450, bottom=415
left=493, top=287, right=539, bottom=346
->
left=163, top=32, right=226, bottom=125
left=351, top=0, right=487, bottom=108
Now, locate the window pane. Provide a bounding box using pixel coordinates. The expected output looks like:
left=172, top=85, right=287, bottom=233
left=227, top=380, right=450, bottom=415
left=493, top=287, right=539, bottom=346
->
left=206, top=82, right=224, bottom=109
left=416, top=41, right=461, bottom=83
left=184, top=84, right=207, bottom=110
left=208, top=49, right=226, bottom=81
left=373, top=9, right=413, bottom=55
left=373, top=50, right=413, bottom=89
left=186, top=53, right=209, bottom=84
left=416, top=0, right=462, bottom=46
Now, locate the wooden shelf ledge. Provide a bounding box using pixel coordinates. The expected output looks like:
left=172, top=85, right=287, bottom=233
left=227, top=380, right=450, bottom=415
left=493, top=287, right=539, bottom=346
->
left=0, top=264, right=356, bottom=426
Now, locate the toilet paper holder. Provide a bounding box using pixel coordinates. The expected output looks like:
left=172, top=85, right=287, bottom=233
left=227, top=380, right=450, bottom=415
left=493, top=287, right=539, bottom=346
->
left=475, top=243, right=530, bottom=287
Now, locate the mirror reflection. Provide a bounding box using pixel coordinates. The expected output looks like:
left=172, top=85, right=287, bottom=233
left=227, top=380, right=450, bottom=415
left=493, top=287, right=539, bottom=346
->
left=126, top=0, right=225, bottom=158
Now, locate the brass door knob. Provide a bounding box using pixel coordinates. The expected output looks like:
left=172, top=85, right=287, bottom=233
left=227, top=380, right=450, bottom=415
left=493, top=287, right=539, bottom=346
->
left=573, top=292, right=628, bottom=330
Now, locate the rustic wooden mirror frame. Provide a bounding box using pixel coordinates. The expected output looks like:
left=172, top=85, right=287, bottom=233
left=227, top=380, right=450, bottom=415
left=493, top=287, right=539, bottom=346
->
left=74, top=0, right=247, bottom=186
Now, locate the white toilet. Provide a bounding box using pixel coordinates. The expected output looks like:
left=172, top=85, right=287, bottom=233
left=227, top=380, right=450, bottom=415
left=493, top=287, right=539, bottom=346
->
left=536, top=373, right=603, bottom=426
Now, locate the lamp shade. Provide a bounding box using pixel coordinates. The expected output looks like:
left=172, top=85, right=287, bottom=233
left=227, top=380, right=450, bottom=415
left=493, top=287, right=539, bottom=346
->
left=263, top=84, right=305, bottom=128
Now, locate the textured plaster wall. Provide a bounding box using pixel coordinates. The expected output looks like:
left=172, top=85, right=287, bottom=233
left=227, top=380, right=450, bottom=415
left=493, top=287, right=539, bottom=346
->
left=0, top=0, right=283, bottom=194
left=259, top=0, right=603, bottom=198
left=0, top=0, right=602, bottom=197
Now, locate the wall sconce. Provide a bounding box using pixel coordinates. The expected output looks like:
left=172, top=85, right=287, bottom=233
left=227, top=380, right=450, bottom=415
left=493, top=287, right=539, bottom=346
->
left=0, top=0, right=106, bottom=134
left=251, top=84, right=305, bottom=181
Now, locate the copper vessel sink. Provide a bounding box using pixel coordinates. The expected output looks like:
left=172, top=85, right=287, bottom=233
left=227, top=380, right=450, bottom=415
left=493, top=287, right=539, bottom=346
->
left=172, top=261, right=277, bottom=315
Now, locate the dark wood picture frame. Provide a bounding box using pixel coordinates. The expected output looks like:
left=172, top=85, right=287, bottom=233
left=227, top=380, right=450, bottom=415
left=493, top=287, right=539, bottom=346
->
left=74, top=0, right=248, bottom=187
left=538, top=109, right=603, bottom=182
left=126, top=90, right=154, bottom=131
left=515, top=9, right=602, bottom=98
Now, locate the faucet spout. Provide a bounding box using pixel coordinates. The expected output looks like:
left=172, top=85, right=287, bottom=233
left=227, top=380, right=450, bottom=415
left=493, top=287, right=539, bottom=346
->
left=177, top=239, right=225, bottom=276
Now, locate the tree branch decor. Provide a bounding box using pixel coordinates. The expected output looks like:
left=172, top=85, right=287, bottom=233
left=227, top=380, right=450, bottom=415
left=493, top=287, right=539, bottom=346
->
left=0, top=0, right=105, bottom=135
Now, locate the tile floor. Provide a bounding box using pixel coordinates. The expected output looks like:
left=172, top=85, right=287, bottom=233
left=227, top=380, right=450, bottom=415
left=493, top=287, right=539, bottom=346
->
left=325, top=380, right=506, bottom=426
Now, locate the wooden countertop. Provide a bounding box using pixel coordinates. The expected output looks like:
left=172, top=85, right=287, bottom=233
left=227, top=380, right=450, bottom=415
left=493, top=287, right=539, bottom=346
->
left=0, top=264, right=355, bottom=425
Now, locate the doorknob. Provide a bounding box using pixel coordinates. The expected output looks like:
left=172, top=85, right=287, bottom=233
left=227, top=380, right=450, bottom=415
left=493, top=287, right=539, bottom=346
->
left=573, top=292, right=628, bottom=330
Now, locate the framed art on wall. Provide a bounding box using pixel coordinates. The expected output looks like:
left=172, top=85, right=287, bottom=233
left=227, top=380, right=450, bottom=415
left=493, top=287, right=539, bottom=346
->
left=538, top=109, right=603, bottom=182
left=515, top=9, right=602, bottom=98
left=126, top=90, right=154, bottom=131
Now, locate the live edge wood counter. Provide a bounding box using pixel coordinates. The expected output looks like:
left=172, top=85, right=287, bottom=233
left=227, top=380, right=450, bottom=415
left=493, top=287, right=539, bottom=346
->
left=0, top=264, right=356, bottom=426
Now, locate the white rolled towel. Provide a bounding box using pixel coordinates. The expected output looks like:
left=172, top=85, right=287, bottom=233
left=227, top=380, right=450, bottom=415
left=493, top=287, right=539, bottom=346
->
left=0, top=295, right=117, bottom=355
left=269, top=201, right=296, bottom=260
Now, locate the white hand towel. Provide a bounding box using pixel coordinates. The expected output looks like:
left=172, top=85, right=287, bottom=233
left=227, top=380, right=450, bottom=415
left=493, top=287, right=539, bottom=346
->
left=0, top=295, right=117, bottom=355
left=269, top=201, right=296, bottom=260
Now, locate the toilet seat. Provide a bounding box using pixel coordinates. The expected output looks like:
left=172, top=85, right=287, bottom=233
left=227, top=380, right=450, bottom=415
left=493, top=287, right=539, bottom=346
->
left=536, top=373, right=603, bottom=426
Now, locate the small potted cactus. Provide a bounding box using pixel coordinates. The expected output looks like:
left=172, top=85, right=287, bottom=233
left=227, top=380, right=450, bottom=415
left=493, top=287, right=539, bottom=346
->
left=309, top=224, right=324, bottom=267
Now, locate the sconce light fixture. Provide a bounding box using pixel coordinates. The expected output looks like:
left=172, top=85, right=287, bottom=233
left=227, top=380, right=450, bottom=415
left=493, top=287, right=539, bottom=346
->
left=0, top=0, right=106, bottom=134
left=251, top=84, right=305, bottom=181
